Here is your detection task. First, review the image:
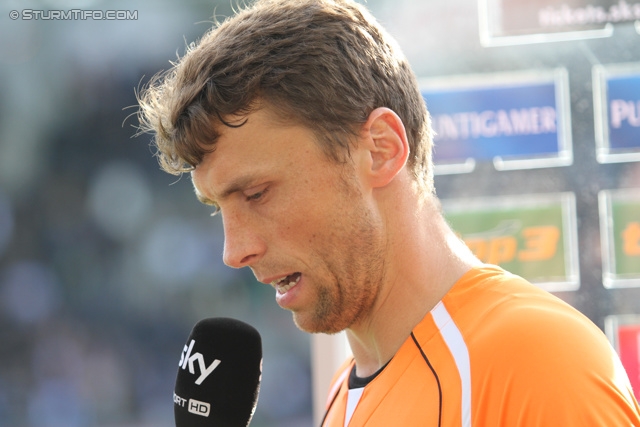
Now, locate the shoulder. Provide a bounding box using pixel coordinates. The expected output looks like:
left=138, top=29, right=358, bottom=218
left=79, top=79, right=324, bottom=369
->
left=448, top=266, right=601, bottom=345
left=453, top=268, right=611, bottom=379
left=448, top=268, right=639, bottom=425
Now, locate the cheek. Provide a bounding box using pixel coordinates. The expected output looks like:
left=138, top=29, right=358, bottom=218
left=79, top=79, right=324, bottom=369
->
left=271, top=205, right=337, bottom=254
left=274, top=216, right=321, bottom=246
left=269, top=167, right=346, bottom=245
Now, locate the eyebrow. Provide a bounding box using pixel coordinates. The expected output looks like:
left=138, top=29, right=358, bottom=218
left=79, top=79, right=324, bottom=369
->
left=193, top=174, right=261, bottom=207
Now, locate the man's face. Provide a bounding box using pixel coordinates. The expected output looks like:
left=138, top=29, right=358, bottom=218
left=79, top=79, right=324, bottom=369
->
left=191, top=107, right=386, bottom=334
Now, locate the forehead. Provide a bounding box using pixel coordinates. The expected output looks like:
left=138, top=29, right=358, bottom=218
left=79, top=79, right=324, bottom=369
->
left=190, top=106, right=322, bottom=203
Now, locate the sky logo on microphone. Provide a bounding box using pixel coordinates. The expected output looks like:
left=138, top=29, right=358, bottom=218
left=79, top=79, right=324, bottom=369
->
left=178, top=339, right=221, bottom=385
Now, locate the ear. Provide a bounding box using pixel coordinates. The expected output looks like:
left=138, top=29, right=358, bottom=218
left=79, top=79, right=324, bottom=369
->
left=358, top=107, right=410, bottom=188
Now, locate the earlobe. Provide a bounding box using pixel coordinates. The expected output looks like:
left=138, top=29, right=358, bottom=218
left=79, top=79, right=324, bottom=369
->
left=362, top=107, right=410, bottom=188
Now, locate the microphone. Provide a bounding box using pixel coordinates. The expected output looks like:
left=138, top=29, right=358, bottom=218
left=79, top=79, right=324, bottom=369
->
left=173, top=317, right=262, bottom=427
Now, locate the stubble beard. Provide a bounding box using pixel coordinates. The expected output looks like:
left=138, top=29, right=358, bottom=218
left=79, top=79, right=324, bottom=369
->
left=292, top=173, right=386, bottom=335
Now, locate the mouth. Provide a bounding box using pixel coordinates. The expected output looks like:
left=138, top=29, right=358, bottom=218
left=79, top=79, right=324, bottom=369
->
left=271, top=272, right=302, bottom=294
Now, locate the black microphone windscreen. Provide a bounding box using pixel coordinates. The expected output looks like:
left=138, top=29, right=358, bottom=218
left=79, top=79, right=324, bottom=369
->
left=174, top=317, right=262, bottom=427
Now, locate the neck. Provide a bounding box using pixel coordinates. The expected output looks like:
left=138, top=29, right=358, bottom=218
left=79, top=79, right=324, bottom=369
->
left=346, top=185, right=480, bottom=377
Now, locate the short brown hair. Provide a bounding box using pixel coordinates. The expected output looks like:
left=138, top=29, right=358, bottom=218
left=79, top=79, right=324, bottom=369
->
left=137, top=0, right=434, bottom=191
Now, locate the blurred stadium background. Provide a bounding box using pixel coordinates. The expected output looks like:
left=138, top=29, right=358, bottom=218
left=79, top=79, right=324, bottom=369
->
left=0, top=0, right=639, bottom=426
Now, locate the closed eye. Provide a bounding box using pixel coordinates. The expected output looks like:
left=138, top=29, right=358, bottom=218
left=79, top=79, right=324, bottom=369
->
left=246, top=188, right=268, bottom=201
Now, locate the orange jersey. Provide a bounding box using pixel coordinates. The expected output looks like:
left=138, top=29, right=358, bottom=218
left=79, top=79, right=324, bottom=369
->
left=321, top=266, right=640, bottom=427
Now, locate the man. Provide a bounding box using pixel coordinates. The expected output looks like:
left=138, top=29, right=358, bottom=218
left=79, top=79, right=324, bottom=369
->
left=137, top=0, right=640, bottom=425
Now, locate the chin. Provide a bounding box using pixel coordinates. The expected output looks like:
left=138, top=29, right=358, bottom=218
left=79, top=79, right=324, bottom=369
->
left=292, top=312, right=348, bottom=335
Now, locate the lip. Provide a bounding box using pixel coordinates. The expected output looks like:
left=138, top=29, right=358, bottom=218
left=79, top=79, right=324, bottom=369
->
left=274, top=273, right=303, bottom=310
left=257, top=273, right=297, bottom=286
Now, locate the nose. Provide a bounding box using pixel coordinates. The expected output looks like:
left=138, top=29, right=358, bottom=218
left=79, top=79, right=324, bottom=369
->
left=221, top=210, right=266, bottom=269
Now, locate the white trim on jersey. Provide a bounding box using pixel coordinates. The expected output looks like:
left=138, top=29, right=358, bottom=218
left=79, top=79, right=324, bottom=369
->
left=344, top=387, right=364, bottom=427
left=432, top=301, right=472, bottom=427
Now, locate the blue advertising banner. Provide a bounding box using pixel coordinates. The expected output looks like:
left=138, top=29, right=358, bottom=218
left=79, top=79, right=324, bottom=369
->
left=593, top=63, right=640, bottom=163
left=421, top=69, right=573, bottom=174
